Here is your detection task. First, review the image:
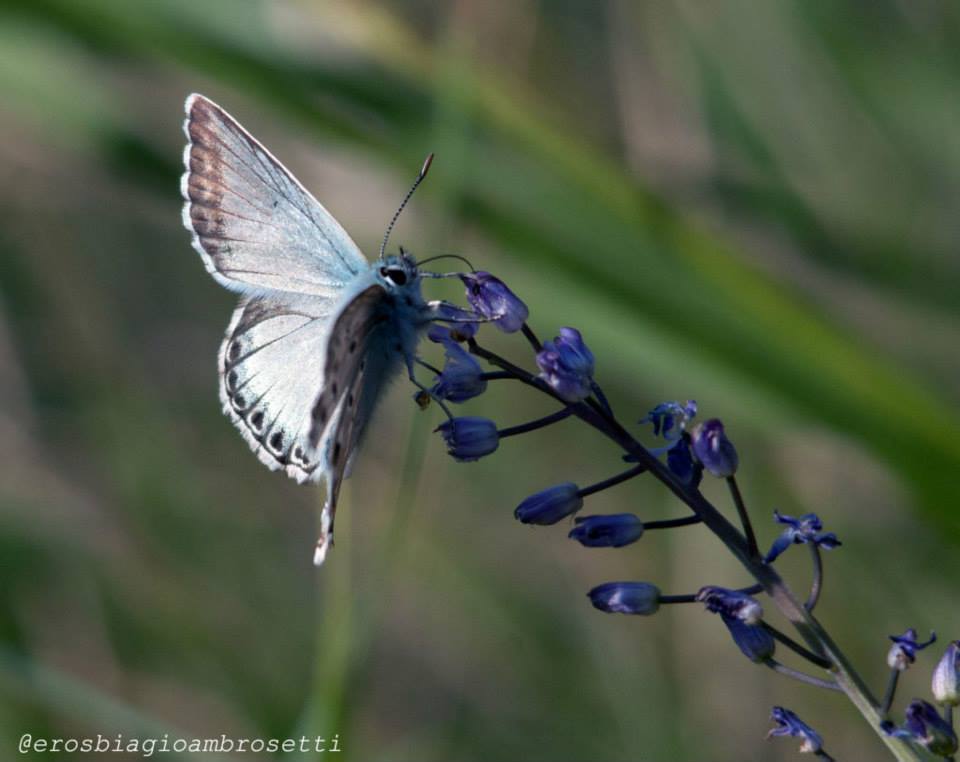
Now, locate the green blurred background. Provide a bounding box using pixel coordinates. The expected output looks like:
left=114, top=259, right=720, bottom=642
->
left=1, top=1, right=958, bottom=760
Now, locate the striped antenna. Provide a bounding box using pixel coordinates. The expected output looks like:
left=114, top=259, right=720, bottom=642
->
left=380, top=153, right=433, bottom=260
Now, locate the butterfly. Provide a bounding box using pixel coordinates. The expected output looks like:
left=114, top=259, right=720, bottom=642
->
left=180, top=93, right=454, bottom=566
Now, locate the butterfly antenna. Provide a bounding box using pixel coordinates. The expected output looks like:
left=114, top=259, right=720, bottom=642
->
left=380, top=153, right=434, bottom=260
left=416, top=253, right=477, bottom=273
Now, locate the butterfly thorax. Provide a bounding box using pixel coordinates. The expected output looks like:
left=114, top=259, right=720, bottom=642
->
left=373, top=250, right=430, bottom=338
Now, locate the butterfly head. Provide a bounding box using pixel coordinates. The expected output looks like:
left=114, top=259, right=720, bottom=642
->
left=377, top=248, right=419, bottom=289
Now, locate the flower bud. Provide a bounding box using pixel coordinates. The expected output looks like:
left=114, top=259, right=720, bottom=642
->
left=690, top=419, right=738, bottom=478
left=666, top=438, right=702, bottom=488
left=884, top=699, right=958, bottom=757
left=569, top=514, right=644, bottom=548
left=436, top=417, right=499, bottom=462
left=460, top=271, right=528, bottom=333
left=514, top=482, right=582, bottom=525
left=696, top=585, right=764, bottom=625
left=932, top=641, right=960, bottom=706
left=431, top=341, right=487, bottom=402
left=722, top=615, right=775, bottom=662
left=536, top=327, right=595, bottom=402
left=587, top=582, right=661, bottom=615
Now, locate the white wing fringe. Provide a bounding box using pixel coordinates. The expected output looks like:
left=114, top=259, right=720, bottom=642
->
left=313, top=500, right=333, bottom=566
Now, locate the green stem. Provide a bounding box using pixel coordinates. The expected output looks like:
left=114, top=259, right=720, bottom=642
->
left=807, top=544, right=824, bottom=611
left=762, top=623, right=832, bottom=669
left=765, top=658, right=842, bottom=692
left=882, top=669, right=900, bottom=716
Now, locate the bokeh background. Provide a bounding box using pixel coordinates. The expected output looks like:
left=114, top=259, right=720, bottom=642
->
left=1, top=2, right=958, bottom=760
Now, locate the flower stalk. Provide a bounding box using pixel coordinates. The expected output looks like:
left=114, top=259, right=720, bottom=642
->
left=432, top=272, right=940, bottom=761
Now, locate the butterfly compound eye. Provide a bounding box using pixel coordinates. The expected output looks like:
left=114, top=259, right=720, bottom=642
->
left=386, top=268, right=407, bottom=286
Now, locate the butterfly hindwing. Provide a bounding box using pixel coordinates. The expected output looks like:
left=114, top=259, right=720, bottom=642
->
left=220, top=291, right=338, bottom=483
left=182, top=93, right=367, bottom=296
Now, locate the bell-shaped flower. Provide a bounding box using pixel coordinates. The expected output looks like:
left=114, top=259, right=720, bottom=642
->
left=460, top=271, right=528, bottom=333
left=882, top=699, right=958, bottom=757
left=514, top=483, right=582, bottom=525
left=569, top=514, right=644, bottom=548
left=587, top=582, right=661, bottom=615
left=767, top=707, right=824, bottom=754
left=690, top=419, right=739, bottom=478
left=436, top=417, right=499, bottom=462
left=536, top=327, right=595, bottom=403
left=887, top=628, right=937, bottom=671
left=431, top=341, right=487, bottom=403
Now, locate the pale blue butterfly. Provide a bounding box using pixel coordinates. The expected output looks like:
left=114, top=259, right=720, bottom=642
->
left=180, top=94, right=466, bottom=565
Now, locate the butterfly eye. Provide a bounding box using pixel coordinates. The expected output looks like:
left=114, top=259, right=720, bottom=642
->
left=385, top=268, right=407, bottom=286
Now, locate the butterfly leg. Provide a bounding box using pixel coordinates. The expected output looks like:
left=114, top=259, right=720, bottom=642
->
left=406, top=356, right=455, bottom=419
left=424, top=300, right=487, bottom=324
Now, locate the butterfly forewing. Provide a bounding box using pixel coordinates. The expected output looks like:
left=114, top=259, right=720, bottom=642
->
left=181, top=93, right=367, bottom=296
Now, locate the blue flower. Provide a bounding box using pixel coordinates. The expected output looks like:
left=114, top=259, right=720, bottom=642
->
left=666, top=438, right=702, bottom=488
left=933, top=641, right=960, bottom=706
left=430, top=341, right=487, bottom=402
left=882, top=699, right=958, bottom=756
left=436, top=417, right=499, bottom=462
left=888, top=628, right=937, bottom=671
left=587, top=582, right=661, bottom=615
left=690, top=418, right=738, bottom=478
left=764, top=510, right=842, bottom=563
left=569, top=514, right=644, bottom=547
left=515, top=483, right=583, bottom=525
left=696, top=586, right=764, bottom=625
left=460, top=271, right=528, bottom=333
left=641, top=400, right=697, bottom=439
left=767, top=707, right=824, bottom=754
left=721, top=615, right=775, bottom=662
left=535, top=327, right=595, bottom=402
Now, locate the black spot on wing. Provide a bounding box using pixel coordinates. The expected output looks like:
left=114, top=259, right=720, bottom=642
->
left=269, top=430, right=284, bottom=452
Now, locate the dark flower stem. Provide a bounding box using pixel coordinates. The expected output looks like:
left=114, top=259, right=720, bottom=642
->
left=466, top=337, right=930, bottom=761
left=590, top=380, right=615, bottom=418
left=480, top=371, right=515, bottom=381
left=416, top=358, right=443, bottom=375
left=645, top=515, right=702, bottom=530
left=815, top=750, right=837, bottom=761
left=521, top=323, right=542, bottom=352
left=578, top=466, right=645, bottom=498
left=726, top=475, right=759, bottom=559
left=761, top=622, right=833, bottom=669
left=882, top=669, right=900, bottom=716
left=765, top=659, right=842, bottom=692
left=660, top=583, right=765, bottom=605
left=944, top=705, right=954, bottom=732
left=498, top=407, right=573, bottom=438
left=806, top=544, right=824, bottom=612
